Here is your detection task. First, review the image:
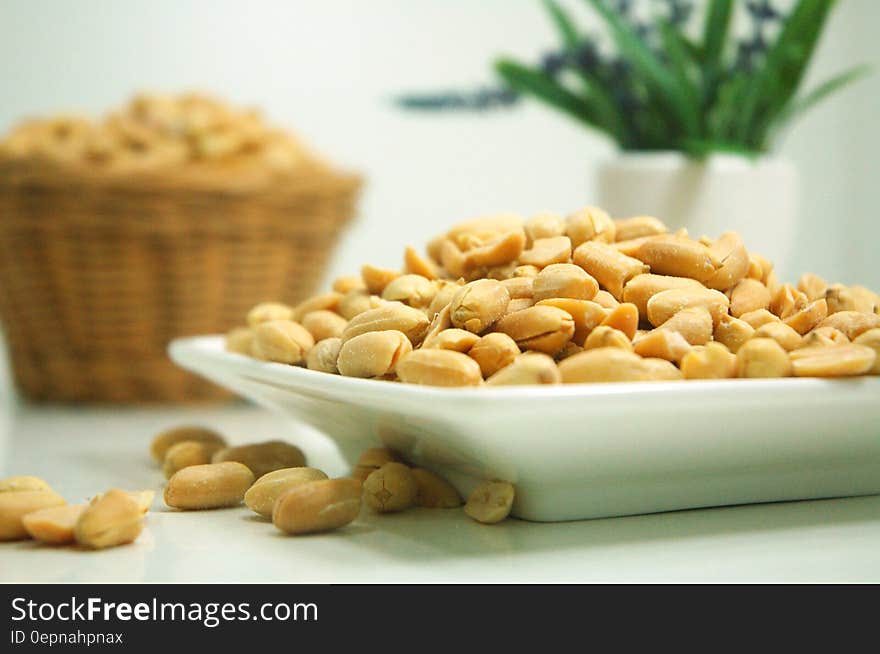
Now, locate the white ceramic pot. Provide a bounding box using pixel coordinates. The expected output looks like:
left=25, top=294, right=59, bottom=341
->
left=598, top=152, right=798, bottom=278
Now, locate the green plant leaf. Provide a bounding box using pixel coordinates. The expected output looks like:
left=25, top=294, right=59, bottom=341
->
left=659, top=21, right=701, bottom=127
left=540, top=0, right=628, bottom=144
left=765, top=64, right=872, bottom=142
left=699, top=0, right=733, bottom=111
left=541, top=0, right=579, bottom=48
left=735, top=0, right=837, bottom=146
left=494, top=58, right=609, bottom=133
left=701, top=0, right=733, bottom=73
left=681, top=138, right=762, bottom=159
left=582, top=0, right=699, bottom=137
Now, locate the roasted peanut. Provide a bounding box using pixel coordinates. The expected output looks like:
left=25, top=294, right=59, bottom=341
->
left=853, top=329, right=880, bottom=374
left=426, top=279, right=464, bottom=317
left=713, top=314, right=755, bottom=353
left=818, top=311, right=880, bottom=340
left=162, top=440, right=225, bottom=479
left=272, top=478, right=362, bottom=535
left=704, top=232, right=749, bottom=291
left=381, top=274, right=436, bottom=308
left=532, top=263, right=598, bottom=302
left=646, top=287, right=730, bottom=327
left=306, top=337, right=343, bottom=374
left=301, top=310, right=348, bottom=342
left=396, top=349, right=483, bottom=386
left=584, top=326, right=633, bottom=352
left=514, top=264, right=540, bottom=278
left=681, top=342, right=737, bottom=379
left=825, top=284, right=878, bottom=315
left=635, top=235, right=721, bottom=283
left=754, top=322, right=803, bottom=351
left=22, top=504, right=85, bottom=545
left=337, top=330, right=412, bottom=378
left=486, top=353, right=561, bottom=385
left=656, top=306, right=712, bottom=345
left=782, top=299, right=828, bottom=336
left=462, top=230, right=526, bottom=270
left=736, top=338, right=792, bottom=378
left=536, top=298, right=607, bottom=346
left=362, top=462, right=418, bottom=513
left=600, top=302, right=639, bottom=340
left=351, top=448, right=403, bottom=483
left=449, top=279, right=510, bottom=333
left=565, top=206, right=615, bottom=247
left=790, top=344, right=876, bottom=377
left=557, top=341, right=584, bottom=360
left=0, top=491, right=66, bottom=541
left=525, top=212, right=566, bottom=244
left=613, top=235, right=658, bottom=257
left=338, top=289, right=384, bottom=320
left=411, top=469, right=462, bottom=508
left=633, top=329, right=691, bottom=362
left=464, top=481, right=515, bottom=524
left=739, top=308, right=780, bottom=329
left=89, top=490, right=153, bottom=514
left=0, top=476, right=52, bottom=493
left=165, top=462, right=255, bottom=510
left=225, top=327, right=254, bottom=355
left=247, top=302, right=293, bottom=327
left=559, top=347, right=668, bottom=383
left=729, top=278, right=771, bottom=318
left=291, top=292, right=343, bottom=322
left=468, top=332, right=521, bottom=378
left=332, top=275, right=366, bottom=294
left=798, top=273, right=828, bottom=302
left=74, top=489, right=143, bottom=549
left=613, top=215, right=667, bottom=242
left=500, top=276, right=534, bottom=299
left=800, top=326, right=849, bottom=348
left=447, top=214, right=524, bottom=245
left=212, top=440, right=306, bottom=478
left=592, top=290, right=619, bottom=309
left=422, top=328, right=480, bottom=352
left=361, top=264, right=401, bottom=295
left=573, top=241, right=648, bottom=300
left=494, top=305, right=575, bottom=355
left=252, top=320, right=315, bottom=364
left=769, top=284, right=808, bottom=320
left=504, top=298, right=536, bottom=315
left=404, top=246, right=439, bottom=280
left=150, top=426, right=226, bottom=463
left=341, top=301, right=430, bottom=346
left=244, top=467, right=329, bottom=517
left=519, top=236, right=572, bottom=268
left=622, top=273, right=704, bottom=319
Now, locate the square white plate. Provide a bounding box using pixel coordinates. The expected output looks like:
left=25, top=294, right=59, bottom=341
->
left=170, top=335, right=880, bottom=521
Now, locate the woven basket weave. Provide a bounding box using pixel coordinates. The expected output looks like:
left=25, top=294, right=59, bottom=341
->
left=0, top=159, right=361, bottom=403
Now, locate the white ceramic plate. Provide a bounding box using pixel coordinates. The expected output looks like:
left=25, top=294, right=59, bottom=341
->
left=169, top=335, right=880, bottom=522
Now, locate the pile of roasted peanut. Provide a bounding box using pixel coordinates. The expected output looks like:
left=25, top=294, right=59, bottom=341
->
left=0, top=93, right=308, bottom=174
left=0, top=426, right=513, bottom=547
left=228, top=209, right=880, bottom=383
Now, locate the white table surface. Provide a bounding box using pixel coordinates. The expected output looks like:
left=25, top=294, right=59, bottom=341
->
left=1, top=401, right=879, bottom=584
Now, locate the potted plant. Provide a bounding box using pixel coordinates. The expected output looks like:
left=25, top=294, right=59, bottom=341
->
left=399, top=0, right=869, bottom=276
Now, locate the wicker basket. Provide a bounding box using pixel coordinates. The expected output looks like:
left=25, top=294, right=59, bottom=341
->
left=0, top=159, right=361, bottom=403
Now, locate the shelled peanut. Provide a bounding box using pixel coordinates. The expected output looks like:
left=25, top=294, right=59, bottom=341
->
left=0, top=476, right=151, bottom=549
left=0, top=93, right=311, bottom=174
left=228, top=208, right=879, bottom=384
